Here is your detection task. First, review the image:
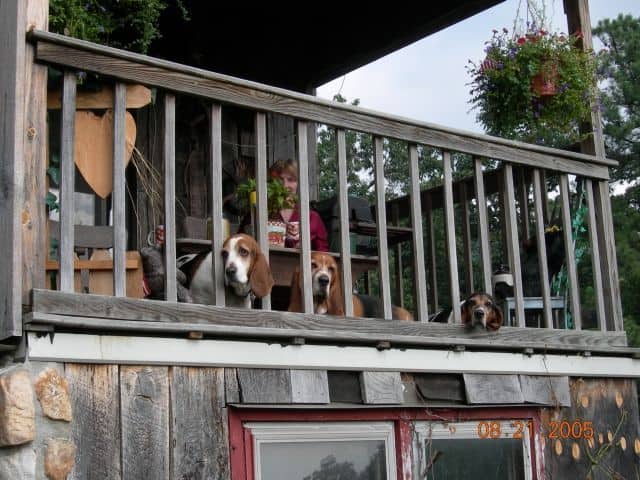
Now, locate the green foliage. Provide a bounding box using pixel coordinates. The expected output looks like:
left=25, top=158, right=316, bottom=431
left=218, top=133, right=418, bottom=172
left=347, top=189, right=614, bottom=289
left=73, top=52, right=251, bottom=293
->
left=594, top=15, right=640, bottom=182
left=49, top=0, right=189, bottom=53
left=236, top=178, right=297, bottom=219
left=467, top=27, right=599, bottom=147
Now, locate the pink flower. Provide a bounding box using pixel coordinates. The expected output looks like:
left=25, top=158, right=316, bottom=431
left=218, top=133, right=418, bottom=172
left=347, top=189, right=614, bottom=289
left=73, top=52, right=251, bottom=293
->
left=517, top=37, right=526, bottom=45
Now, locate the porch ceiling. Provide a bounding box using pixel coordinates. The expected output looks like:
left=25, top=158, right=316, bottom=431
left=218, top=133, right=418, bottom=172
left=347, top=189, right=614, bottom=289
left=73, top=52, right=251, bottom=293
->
left=150, top=1, right=504, bottom=93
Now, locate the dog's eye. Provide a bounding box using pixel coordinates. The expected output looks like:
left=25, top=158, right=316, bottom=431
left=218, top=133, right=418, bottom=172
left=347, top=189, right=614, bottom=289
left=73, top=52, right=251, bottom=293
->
left=311, top=262, right=317, bottom=269
left=239, top=247, right=249, bottom=257
left=221, top=250, right=229, bottom=259
left=328, top=266, right=335, bottom=273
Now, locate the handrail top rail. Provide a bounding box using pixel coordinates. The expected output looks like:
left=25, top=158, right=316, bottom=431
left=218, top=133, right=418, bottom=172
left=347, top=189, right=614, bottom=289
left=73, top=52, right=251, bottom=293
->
left=29, top=29, right=616, bottom=170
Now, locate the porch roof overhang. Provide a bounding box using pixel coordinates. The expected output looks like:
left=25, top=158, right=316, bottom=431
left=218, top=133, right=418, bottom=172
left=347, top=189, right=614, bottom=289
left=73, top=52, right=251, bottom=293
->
left=150, top=1, right=504, bottom=92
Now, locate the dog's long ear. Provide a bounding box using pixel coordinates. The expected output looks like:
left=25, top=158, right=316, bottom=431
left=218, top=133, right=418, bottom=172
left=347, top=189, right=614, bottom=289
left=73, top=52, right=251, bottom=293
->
left=487, top=303, right=504, bottom=331
left=460, top=299, right=472, bottom=327
left=287, top=268, right=302, bottom=312
left=326, top=266, right=345, bottom=316
left=249, top=251, right=274, bottom=298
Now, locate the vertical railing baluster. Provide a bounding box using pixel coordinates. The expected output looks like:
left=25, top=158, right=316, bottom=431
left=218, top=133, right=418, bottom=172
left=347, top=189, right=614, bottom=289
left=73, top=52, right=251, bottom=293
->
left=518, top=168, right=531, bottom=239
left=408, top=144, right=428, bottom=322
left=503, top=164, right=525, bottom=326
left=540, top=170, right=550, bottom=224
left=209, top=104, right=225, bottom=306
left=473, top=158, right=492, bottom=295
left=255, top=112, right=270, bottom=310
left=163, top=93, right=177, bottom=302
left=585, top=178, right=606, bottom=330
left=59, top=72, right=76, bottom=292
left=297, top=120, right=313, bottom=314
left=112, top=83, right=127, bottom=297
left=392, top=205, right=404, bottom=307
left=426, top=194, right=438, bottom=312
left=461, top=183, right=474, bottom=294
left=594, top=180, right=623, bottom=330
left=336, top=128, right=353, bottom=317
left=373, top=136, right=392, bottom=318
left=532, top=169, right=552, bottom=328
left=442, top=150, right=460, bottom=323
left=559, top=174, right=581, bottom=330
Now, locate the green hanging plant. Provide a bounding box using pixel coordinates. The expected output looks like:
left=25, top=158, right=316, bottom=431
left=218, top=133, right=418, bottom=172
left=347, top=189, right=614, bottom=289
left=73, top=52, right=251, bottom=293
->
left=467, top=25, right=601, bottom=148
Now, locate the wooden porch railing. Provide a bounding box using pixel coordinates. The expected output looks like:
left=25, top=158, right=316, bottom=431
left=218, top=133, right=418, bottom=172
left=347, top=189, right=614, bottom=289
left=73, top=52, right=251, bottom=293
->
left=26, top=29, right=623, bottom=340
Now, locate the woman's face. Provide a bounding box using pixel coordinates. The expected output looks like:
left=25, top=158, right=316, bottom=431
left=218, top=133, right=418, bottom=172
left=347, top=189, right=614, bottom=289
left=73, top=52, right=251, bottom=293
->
left=279, top=172, right=298, bottom=194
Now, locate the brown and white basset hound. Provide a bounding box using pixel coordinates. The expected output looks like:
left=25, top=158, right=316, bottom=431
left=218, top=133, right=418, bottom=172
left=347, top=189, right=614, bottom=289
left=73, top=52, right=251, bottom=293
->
left=181, top=234, right=274, bottom=308
left=460, top=292, right=503, bottom=331
left=287, top=251, right=413, bottom=321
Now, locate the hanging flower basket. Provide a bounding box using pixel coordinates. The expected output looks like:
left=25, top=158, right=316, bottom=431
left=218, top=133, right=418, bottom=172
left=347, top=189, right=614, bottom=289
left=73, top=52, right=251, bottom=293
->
left=467, top=27, right=600, bottom=148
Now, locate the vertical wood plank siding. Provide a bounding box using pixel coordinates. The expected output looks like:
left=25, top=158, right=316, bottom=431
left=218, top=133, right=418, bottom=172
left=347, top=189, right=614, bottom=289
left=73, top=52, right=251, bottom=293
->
left=170, top=367, right=229, bottom=480
left=559, top=174, right=582, bottom=330
left=442, top=151, right=460, bottom=323
left=120, top=366, right=170, bottom=480
left=336, top=129, right=354, bottom=317
left=112, top=82, right=127, bottom=297
left=297, top=121, right=313, bottom=313
left=503, top=164, right=525, bottom=326
left=209, top=104, right=225, bottom=306
left=585, top=178, right=606, bottom=330
left=374, top=137, right=392, bottom=318
left=255, top=112, right=270, bottom=310
left=474, top=158, right=492, bottom=295
left=163, top=93, right=177, bottom=302
left=532, top=169, right=552, bottom=328
left=67, top=363, right=121, bottom=479
left=409, top=144, right=428, bottom=322
left=59, top=72, right=77, bottom=292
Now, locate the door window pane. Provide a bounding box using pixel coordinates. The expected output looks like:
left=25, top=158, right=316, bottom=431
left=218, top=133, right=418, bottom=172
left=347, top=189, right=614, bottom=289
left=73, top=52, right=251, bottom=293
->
left=245, top=421, right=396, bottom=480
left=415, top=420, right=532, bottom=480
left=260, top=440, right=386, bottom=480
left=425, top=438, right=525, bottom=479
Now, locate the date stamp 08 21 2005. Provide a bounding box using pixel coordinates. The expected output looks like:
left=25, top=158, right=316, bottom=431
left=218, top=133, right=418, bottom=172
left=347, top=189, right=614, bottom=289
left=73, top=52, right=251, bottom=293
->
left=476, top=420, right=594, bottom=440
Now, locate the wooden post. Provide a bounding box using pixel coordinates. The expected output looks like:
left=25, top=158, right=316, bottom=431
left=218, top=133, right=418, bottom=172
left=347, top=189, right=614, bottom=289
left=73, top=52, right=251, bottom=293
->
left=22, top=0, right=49, bottom=309
left=0, top=0, right=28, bottom=338
left=564, top=0, right=623, bottom=330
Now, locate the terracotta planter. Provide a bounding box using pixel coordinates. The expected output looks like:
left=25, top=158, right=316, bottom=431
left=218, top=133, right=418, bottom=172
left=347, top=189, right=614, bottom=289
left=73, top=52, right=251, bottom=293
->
left=267, top=220, right=287, bottom=247
left=532, top=61, right=558, bottom=97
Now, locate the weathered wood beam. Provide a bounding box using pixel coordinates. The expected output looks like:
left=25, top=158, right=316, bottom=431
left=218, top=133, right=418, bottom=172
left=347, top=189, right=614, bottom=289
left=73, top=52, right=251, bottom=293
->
left=29, top=31, right=613, bottom=178
left=28, top=290, right=633, bottom=355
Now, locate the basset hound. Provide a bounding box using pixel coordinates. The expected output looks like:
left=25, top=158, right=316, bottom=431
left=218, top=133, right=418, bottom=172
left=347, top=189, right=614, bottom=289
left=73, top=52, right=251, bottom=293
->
left=287, top=251, right=413, bottom=321
left=460, top=292, right=503, bottom=331
left=180, top=234, right=274, bottom=308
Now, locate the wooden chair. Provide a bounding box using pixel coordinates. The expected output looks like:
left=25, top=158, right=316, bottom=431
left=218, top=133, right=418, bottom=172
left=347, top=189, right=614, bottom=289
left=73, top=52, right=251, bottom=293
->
left=46, top=220, right=143, bottom=298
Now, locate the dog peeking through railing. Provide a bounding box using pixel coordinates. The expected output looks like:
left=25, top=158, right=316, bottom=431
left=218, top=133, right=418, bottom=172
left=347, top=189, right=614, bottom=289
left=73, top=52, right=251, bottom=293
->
left=287, top=251, right=413, bottom=320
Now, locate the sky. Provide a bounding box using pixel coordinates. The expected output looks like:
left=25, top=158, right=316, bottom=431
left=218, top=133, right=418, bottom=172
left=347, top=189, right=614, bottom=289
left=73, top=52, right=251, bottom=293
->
left=316, top=0, right=640, bottom=135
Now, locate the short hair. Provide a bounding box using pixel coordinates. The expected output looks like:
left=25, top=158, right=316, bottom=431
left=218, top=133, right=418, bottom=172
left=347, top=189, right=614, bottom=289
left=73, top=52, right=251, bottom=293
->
left=269, top=159, right=298, bottom=180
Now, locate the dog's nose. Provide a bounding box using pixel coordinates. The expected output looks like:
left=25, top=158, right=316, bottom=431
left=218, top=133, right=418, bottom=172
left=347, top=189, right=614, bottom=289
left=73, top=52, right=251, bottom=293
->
left=318, top=275, right=330, bottom=287
left=226, top=264, right=237, bottom=277
left=473, top=309, right=485, bottom=319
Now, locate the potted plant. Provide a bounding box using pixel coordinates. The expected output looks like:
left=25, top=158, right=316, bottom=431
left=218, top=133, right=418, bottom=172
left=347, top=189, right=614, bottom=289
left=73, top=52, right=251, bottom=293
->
left=236, top=177, right=297, bottom=247
left=467, top=26, right=600, bottom=148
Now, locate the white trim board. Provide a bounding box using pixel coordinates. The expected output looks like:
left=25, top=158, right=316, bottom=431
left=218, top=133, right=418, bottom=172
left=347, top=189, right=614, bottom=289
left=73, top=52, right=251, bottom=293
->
left=27, top=333, right=640, bottom=378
